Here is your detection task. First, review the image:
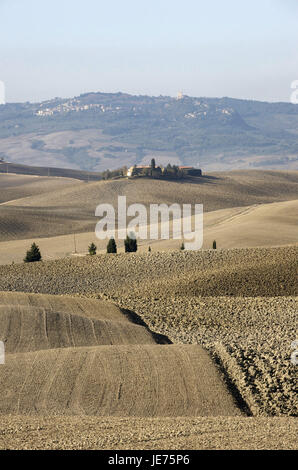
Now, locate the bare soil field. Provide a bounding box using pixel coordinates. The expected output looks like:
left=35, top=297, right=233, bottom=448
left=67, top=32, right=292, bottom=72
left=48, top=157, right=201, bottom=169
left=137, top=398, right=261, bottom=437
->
left=0, top=246, right=296, bottom=297
left=0, top=345, right=241, bottom=417
left=0, top=162, right=103, bottom=182
left=0, top=171, right=297, bottom=449
left=0, top=292, right=241, bottom=424
left=0, top=291, right=125, bottom=321
left=0, top=416, right=296, bottom=450
left=0, top=304, right=157, bottom=353
left=0, top=247, right=297, bottom=421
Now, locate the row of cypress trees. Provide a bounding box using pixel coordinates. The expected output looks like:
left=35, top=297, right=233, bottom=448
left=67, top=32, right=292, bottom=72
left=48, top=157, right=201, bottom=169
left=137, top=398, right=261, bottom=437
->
left=93, top=234, right=138, bottom=255
left=23, top=234, right=138, bottom=262
left=23, top=237, right=218, bottom=262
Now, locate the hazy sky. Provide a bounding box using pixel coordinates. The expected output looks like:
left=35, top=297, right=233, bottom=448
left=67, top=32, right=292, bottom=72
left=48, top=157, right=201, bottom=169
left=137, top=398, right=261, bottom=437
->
left=1, top=0, right=298, bottom=103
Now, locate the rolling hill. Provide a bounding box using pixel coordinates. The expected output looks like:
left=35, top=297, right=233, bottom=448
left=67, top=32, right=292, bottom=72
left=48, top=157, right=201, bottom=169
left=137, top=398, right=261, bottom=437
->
left=0, top=199, right=297, bottom=265
left=0, top=292, right=241, bottom=419
left=0, top=169, right=297, bottom=243
left=0, top=167, right=297, bottom=449
left=1, top=92, right=298, bottom=171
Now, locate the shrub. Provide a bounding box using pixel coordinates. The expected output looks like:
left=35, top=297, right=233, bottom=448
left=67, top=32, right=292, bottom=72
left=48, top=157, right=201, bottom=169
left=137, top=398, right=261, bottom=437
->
left=88, top=242, right=97, bottom=256
left=180, top=242, right=185, bottom=251
left=107, top=238, right=117, bottom=253
left=213, top=240, right=217, bottom=250
left=24, top=243, right=42, bottom=263
left=124, top=233, right=137, bottom=253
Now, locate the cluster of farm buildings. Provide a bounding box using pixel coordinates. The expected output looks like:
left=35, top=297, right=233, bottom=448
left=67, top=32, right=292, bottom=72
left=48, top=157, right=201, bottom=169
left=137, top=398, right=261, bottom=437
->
left=126, top=165, right=202, bottom=177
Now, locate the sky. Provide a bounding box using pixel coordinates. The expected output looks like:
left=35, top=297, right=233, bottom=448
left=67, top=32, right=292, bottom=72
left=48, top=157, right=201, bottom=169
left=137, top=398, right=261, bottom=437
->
left=0, top=0, right=298, bottom=103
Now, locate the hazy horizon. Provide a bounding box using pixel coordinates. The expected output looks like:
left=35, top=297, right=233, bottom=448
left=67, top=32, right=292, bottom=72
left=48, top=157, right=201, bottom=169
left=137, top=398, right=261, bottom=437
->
left=1, top=0, right=297, bottom=104
left=3, top=91, right=298, bottom=107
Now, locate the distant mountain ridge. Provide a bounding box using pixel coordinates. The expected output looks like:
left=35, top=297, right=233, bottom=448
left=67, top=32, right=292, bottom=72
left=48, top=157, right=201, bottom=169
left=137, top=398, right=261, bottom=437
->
left=0, top=92, right=298, bottom=172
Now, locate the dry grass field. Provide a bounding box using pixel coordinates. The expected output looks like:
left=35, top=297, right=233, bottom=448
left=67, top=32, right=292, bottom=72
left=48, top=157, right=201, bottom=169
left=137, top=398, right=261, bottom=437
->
left=0, top=170, right=297, bottom=243
left=0, top=169, right=297, bottom=449
left=0, top=198, right=297, bottom=264
left=0, top=173, right=81, bottom=204
left=0, top=169, right=297, bottom=264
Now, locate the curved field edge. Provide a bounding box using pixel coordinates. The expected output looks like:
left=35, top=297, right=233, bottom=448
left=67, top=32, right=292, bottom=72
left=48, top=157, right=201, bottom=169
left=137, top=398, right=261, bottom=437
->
left=0, top=304, right=160, bottom=353
left=104, top=294, right=298, bottom=417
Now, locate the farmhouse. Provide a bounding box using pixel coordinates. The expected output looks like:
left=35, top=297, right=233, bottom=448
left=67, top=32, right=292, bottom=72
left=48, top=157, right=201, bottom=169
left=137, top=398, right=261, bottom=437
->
left=127, top=165, right=151, bottom=177
left=127, top=164, right=202, bottom=178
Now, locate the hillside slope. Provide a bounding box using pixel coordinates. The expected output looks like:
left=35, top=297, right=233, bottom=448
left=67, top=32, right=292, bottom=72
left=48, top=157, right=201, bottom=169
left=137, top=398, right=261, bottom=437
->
left=0, top=292, right=241, bottom=418
left=0, top=170, right=297, bottom=242
left=0, top=246, right=295, bottom=298
left=0, top=345, right=241, bottom=417
left=1, top=93, right=298, bottom=171
left=0, top=198, right=297, bottom=265
left=0, top=173, right=81, bottom=204
left=0, top=247, right=296, bottom=417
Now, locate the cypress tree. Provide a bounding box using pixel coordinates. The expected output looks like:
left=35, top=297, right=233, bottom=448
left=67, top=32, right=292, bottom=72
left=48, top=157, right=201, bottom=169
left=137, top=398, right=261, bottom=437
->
left=124, top=233, right=137, bottom=252
left=88, top=242, right=97, bottom=255
left=24, top=243, right=42, bottom=263
left=107, top=238, right=117, bottom=253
